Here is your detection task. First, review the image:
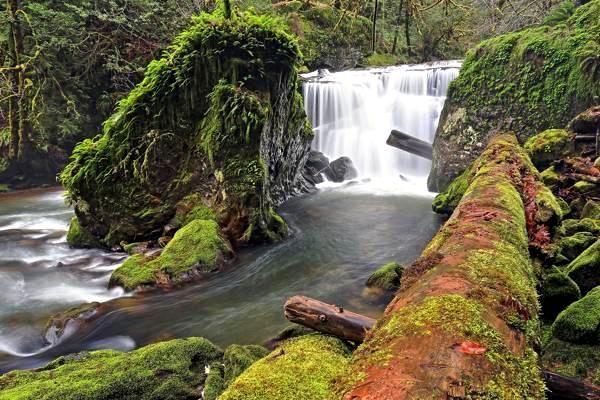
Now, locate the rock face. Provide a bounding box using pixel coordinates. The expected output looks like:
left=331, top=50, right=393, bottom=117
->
left=60, top=11, right=312, bottom=249
left=324, top=156, right=358, bottom=182
left=428, top=1, right=600, bottom=192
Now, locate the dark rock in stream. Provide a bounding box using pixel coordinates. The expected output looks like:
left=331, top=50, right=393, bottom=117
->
left=44, top=302, right=103, bottom=345
left=325, top=156, right=358, bottom=183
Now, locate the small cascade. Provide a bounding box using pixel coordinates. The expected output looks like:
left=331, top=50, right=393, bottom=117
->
left=302, top=61, right=461, bottom=179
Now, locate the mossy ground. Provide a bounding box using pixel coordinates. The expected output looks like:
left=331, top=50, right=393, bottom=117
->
left=432, top=165, right=473, bottom=214
left=0, top=338, right=223, bottom=400
left=219, top=334, right=351, bottom=400
left=110, top=219, right=232, bottom=291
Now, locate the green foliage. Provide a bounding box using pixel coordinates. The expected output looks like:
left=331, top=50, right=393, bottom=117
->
left=365, top=261, right=403, bottom=290
left=557, top=218, right=600, bottom=237
left=219, top=334, right=352, bottom=400
left=552, top=286, right=600, bottom=344
left=543, top=1, right=576, bottom=25
left=0, top=337, right=223, bottom=400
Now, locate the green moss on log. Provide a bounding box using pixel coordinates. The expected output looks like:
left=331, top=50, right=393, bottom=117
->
left=219, top=334, right=351, bottom=400
left=552, top=286, right=600, bottom=344
left=0, top=338, right=223, bottom=400
left=365, top=262, right=403, bottom=291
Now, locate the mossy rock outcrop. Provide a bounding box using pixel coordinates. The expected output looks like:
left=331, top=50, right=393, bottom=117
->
left=66, top=216, right=101, bottom=248
left=540, top=268, right=581, bottom=320
left=566, top=239, right=600, bottom=294
left=0, top=337, right=223, bottom=400
left=524, top=129, right=574, bottom=170
left=110, top=219, right=233, bottom=291
left=365, top=261, right=404, bottom=291
left=219, top=334, right=352, bottom=400
left=552, top=286, right=600, bottom=344
left=428, top=0, right=600, bottom=191
left=60, top=10, right=312, bottom=249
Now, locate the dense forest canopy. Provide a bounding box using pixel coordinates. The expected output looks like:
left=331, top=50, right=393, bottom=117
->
left=0, top=0, right=564, bottom=187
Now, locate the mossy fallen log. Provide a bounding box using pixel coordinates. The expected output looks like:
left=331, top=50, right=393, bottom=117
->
left=338, top=134, right=552, bottom=399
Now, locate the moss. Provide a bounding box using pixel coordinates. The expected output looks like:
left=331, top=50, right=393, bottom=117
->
left=0, top=184, right=9, bottom=193
left=573, top=180, right=597, bottom=193
left=524, top=129, right=574, bottom=169
left=203, top=364, right=225, bottom=400
left=567, top=239, right=600, bottom=294
left=363, top=52, right=401, bottom=67
left=534, top=185, right=565, bottom=224
left=432, top=166, right=472, bottom=214
left=540, top=165, right=560, bottom=187
left=581, top=200, right=600, bottom=219
left=365, top=262, right=403, bottom=291
left=172, top=194, right=217, bottom=228
left=0, top=337, right=223, bottom=400
left=66, top=216, right=101, bottom=248
left=111, top=220, right=232, bottom=291
left=542, top=338, right=600, bottom=385
left=540, top=268, right=581, bottom=320
left=223, top=344, right=269, bottom=386
left=556, top=218, right=600, bottom=237
left=44, top=302, right=101, bottom=339
left=552, top=286, right=600, bottom=344
left=557, top=231, right=596, bottom=260
left=219, top=334, right=351, bottom=400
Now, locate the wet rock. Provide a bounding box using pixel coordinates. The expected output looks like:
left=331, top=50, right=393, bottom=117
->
left=324, top=156, right=358, bottom=182
left=366, top=262, right=404, bottom=291
left=121, top=241, right=153, bottom=255
left=45, top=302, right=102, bottom=344
left=568, top=106, right=600, bottom=134
left=306, top=150, right=330, bottom=172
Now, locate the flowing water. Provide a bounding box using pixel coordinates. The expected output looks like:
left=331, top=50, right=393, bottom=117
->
left=0, top=62, right=458, bottom=374
left=303, top=61, right=461, bottom=178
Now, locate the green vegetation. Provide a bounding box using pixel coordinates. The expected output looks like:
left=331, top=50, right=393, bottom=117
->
left=432, top=166, right=472, bottom=214
left=220, top=334, right=351, bottom=400
left=557, top=232, right=596, bottom=260
left=365, top=261, right=403, bottom=290
left=567, top=239, right=600, bottom=294
left=582, top=200, right=600, bottom=219
left=552, top=286, right=600, bottom=344
left=556, top=218, right=600, bottom=237
left=0, top=337, right=223, bottom=400
left=66, top=217, right=101, bottom=248
left=223, top=345, right=269, bottom=386
left=542, top=338, right=600, bottom=385
left=540, top=268, right=581, bottom=320
left=110, top=220, right=232, bottom=291
left=524, top=129, right=574, bottom=169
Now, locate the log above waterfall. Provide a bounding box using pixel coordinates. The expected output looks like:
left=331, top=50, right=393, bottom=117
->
left=386, top=130, right=433, bottom=160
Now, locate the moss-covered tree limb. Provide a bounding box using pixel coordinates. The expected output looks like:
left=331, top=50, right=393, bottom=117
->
left=338, top=134, right=553, bottom=399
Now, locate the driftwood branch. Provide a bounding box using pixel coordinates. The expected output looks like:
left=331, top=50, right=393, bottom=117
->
left=386, top=129, right=433, bottom=160
left=284, top=295, right=600, bottom=400
left=284, top=295, right=375, bottom=343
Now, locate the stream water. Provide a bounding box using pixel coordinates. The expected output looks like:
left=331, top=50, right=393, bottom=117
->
left=0, top=62, right=459, bottom=374
left=0, top=185, right=442, bottom=373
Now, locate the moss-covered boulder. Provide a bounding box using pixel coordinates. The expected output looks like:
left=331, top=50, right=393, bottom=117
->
left=567, top=239, right=600, bottom=295
left=66, top=216, right=101, bottom=248
left=557, top=231, right=596, bottom=260
left=223, top=344, right=269, bottom=386
left=428, top=0, right=600, bottom=191
left=540, top=165, right=561, bottom=188
left=219, top=334, right=351, bottom=400
left=0, top=337, right=223, bottom=400
left=110, top=219, right=232, bottom=291
left=365, top=261, right=404, bottom=291
left=582, top=200, right=600, bottom=219
left=540, top=268, right=581, bottom=320
left=60, top=10, right=312, bottom=249
left=524, top=129, right=574, bottom=169
left=568, top=105, right=600, bottom=134
left=552, top=286, right=600, bottom=344
left=556, top=218, right=600, bottom=237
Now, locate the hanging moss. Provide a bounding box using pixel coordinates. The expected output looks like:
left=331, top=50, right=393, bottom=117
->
left=0, top=338, right=223, bottom=400
left=60, top=9, right=311, bottom=249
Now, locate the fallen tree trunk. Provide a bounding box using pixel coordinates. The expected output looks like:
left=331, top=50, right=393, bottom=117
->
left=337, top=134, right=559, bottom=399
left=285, top=295, right=600, bottom=400
left=284, top=295, right=376, bottom=343
left=386, top=130, right=433, bottom=160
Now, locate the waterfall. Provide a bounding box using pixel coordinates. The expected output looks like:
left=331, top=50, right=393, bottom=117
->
left=302, top=61, right=461, bottom=180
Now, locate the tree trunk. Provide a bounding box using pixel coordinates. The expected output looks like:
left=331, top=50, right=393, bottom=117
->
left=337, top=134, right=552, bottom=399
left=386, top=129, right=433, bottom=160
left=372, top=0, right=379, bottom=53
left=284, top=295, right=376, bottom=343
left=6, top=0, right=20, bottom=160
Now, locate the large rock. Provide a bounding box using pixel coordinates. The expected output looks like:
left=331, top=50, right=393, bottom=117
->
left=552, top=286, right=600, bottom=344
left=567, top=239, right=600, bottom=295
left=428, top=1, right=600, bottom=191
left=60, top=11, right=312, bottom=249
left=568, top=105, right=600, bottom=134
left=324, top=156, right=358, bottom=182
left=524, top=129, right=575, bottom=170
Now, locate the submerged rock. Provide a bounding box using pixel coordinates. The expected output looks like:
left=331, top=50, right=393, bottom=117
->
left=552, top=286, right=600, bottom=344
left=44, top=302, right=102, bottom=344
left=366, top=262, right=404, bottom=291
left=324, top=156, right=358, bottom=182
left=0, top=337, right=223, bottom=400
left=60, top=11, right=312, bottom=249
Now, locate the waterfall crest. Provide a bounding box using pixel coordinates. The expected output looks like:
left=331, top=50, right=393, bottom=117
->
left=302, top=61, right=460, bottom=180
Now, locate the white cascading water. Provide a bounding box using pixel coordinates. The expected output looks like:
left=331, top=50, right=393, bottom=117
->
left=303, top=61, right=461, bottom=181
